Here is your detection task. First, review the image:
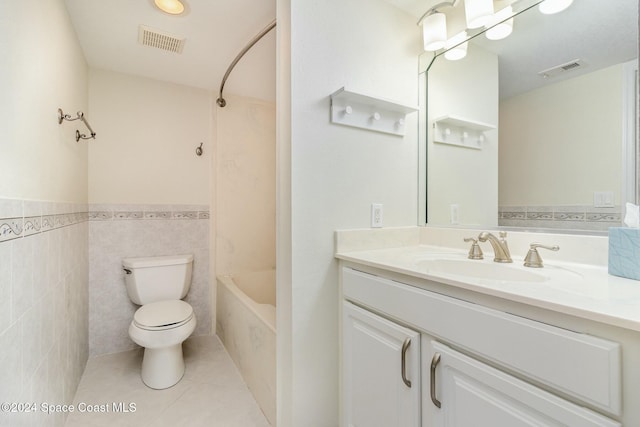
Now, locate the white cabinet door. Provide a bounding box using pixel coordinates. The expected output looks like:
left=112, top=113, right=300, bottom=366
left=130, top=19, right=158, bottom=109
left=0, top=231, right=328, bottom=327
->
left=342, top=301, right=421, bottom=427
left=426, top=341, right=620, bottom=427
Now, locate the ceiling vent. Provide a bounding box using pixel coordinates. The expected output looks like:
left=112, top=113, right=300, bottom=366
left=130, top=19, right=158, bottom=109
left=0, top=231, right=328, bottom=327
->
left=538, top=59, right=585, bottom=79
left=138, top=25, right=185, bottom=54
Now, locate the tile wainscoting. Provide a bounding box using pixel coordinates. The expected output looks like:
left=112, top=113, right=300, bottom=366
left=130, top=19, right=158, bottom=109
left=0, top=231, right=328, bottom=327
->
left=88, top=204, right=211, bottom=356
left=499, top=205, right=622, bottom=231
left=0, top=198, right=89, bottom=427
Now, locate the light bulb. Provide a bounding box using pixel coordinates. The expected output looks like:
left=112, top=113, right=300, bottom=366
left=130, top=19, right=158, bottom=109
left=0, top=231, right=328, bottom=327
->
left=538, top=0, right=573, bottom=15
left=465, top=0, right=494, bottom=29
left=485, top=6, right=514, bottom=41
left=444, top=31, right=468, bottom=61
left=154, top=0, right=185, bottom=15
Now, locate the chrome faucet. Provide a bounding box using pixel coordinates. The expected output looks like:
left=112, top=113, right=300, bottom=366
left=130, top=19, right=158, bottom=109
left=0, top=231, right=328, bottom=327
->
left=478, top=231, right=513, bottom=263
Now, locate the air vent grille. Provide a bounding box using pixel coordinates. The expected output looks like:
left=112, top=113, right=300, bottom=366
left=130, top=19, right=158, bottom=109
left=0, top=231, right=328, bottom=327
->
left=538, top=59, right=585, bottom=79
left=138, top=25, right=185, bottom=54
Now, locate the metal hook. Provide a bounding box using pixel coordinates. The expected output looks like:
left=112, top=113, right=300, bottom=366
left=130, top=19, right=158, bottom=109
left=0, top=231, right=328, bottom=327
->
left=196, top=143, right=203, bottom=156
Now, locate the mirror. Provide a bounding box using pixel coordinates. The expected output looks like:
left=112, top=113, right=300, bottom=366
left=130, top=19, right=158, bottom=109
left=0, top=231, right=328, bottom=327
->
left=420, top=0, right=638, bottom=233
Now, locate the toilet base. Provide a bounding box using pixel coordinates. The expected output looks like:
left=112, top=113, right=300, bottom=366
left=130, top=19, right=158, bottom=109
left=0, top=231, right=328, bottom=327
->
left=141, top=343, right=185, bottom=389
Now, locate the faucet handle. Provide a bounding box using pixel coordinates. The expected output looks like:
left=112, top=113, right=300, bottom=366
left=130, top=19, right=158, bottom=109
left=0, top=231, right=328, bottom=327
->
left=524, top=243, right=559, bottom=268
left=463, top=237, right=484, bottom=260
left=499, top=231, right=508, bottom=239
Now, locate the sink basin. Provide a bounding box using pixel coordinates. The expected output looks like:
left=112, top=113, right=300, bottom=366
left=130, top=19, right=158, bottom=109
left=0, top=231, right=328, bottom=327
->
left=417, top=259, right=548, bottom=283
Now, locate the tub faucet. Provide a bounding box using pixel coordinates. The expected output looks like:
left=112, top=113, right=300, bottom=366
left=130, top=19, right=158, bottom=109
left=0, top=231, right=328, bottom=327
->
left=478, top=231, right=513, bottom=263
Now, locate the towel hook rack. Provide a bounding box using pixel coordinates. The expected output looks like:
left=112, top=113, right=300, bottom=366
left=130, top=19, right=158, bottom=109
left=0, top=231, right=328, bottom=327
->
left=58, top=108, right=96, bottom=142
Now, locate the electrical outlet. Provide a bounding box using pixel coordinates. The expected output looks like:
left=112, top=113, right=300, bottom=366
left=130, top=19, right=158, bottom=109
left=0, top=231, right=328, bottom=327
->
left=593, top=191, right=614, bottom=208
left=450, top=204, right=459, bottom=224
left=371, top=203, right=383, bottom=228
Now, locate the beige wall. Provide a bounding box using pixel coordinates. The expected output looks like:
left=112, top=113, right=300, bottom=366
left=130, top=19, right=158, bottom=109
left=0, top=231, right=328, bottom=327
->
left=0, top=0, right=88, bottom=203
left=427, top=46, right=500, bottom=226
left=216, top=94, right=276, bottom=275
left=500, top=63, right=623, bottom=206
left=88, top=69, right=212, bottom=205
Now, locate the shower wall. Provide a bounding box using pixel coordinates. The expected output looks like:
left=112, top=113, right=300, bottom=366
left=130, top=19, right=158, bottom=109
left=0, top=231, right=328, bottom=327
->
left=216, top=94, right=276, bottom=275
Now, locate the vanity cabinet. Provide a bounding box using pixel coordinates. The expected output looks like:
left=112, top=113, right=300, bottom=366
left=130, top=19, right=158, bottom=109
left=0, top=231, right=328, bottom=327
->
left=425, top=340, right=619, bottom=427
left=340, top=266, right=622, bottom=427
left=342, top=301, right=421, bottom=427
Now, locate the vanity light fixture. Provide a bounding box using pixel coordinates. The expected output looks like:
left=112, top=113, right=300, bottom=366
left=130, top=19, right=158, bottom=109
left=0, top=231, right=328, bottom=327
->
left=538, top=0, right=573, bottom=15
left=444, top=31, right=468, bottom=61
left=154, top=0, right=185, bottom=15
left=485, top=6, right=514, bottom=41
left=418, top=0, right=458, bottom=52
left=464, top=0, right=494, bottom=29
left=422, top=12, right=448, bottom=51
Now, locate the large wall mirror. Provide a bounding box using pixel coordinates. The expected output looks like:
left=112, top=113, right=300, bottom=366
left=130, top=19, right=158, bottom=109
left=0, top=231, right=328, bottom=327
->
left=419, top=0, right=638, bottom=233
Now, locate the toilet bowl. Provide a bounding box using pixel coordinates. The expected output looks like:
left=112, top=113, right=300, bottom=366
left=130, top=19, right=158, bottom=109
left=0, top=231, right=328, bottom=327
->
left=129, top=300, right=196, bottom=389
left=122, top=254, right=196, bottom=390
left=128, top=300, right=197, bottom=389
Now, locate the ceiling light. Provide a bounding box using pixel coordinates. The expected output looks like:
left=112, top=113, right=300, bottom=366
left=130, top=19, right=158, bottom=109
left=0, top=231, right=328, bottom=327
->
left=444, top=31, right=468, bottom=61
left=422, top=12, right=448, bottom=51
left=538, top=0, right=573, bottom=15
left=485, top=6, right=514, bottom=41
left=464, top=0, right=494, bottom=29
left=154, top=0, right=185, bottom=15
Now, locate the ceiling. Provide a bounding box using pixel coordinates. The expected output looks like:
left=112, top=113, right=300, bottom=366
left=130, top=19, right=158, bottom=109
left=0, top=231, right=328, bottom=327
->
left=387, top=0, right=638, bottom=99
left=64, top=0, right=276, bottom=100
left=64, top=0, right=637, bottom=101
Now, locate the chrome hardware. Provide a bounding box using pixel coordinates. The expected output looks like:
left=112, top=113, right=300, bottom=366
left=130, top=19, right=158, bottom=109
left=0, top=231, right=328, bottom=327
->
left=196, top=142, right=204, bottom=156
left=217, top=19, right=276, bottom=108
left=123, top=268, right=132, bottom=275
left=430, top=352, right=442, bottom=408
left=58, top=108, right=96, bottom=142
left=401, top=338, right=412, bottom=388
left=478, top=231, right=513, bottom=263
left=463, top=237, right=483, bottom=260
left=524, top=243, right=559, bottom=268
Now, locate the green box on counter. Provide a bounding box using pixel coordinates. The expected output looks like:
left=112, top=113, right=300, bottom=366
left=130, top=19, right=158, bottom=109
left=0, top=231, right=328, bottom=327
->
left=608, top=227, right=640, bottom=281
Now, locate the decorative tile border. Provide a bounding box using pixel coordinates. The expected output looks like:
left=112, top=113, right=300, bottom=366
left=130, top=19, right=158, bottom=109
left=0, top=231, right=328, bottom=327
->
left=113, top=211, right=144, bottom=220
left=499, top=205, right=622, bottom=231
left=0, top=201, right=88, bottom=243
left=1, top=201, right=208, bottom=241
left=0, top=217, right=23, bottom=242
left=88, top=204, right=209, bottom=222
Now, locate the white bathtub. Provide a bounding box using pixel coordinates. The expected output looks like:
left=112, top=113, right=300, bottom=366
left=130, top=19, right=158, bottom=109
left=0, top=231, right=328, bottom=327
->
left=216, top=270, right=276, bottom=425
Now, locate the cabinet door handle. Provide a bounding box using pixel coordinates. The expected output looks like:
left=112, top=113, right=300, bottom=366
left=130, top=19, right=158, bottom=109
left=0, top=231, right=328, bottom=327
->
left=430, top=352, right=442, bottom=408
left=401, top=338, right=412, bottom=388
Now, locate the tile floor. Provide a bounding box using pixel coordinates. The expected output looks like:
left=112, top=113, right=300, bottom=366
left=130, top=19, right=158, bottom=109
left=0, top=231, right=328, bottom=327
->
left=64, top=336, right=271, bottom=427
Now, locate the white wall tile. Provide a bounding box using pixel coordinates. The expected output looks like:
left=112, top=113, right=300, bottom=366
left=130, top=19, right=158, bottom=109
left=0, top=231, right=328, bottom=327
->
left=0, top=243, right=11, bottom=333
left=0, top=200, right=89, bottom=427
left=11, top=237, right=34, bottom=323
left=0, top=322, right=22, bottom=403
left=88, top=203, right=211, bottom=355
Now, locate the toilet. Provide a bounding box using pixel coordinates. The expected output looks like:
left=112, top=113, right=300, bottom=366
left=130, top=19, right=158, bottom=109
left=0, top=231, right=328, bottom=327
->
left=122, top=254, right=197, bottom=389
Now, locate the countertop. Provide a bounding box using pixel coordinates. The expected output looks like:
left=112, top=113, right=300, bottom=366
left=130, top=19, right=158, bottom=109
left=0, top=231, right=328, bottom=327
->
left=336, top=244, right=640, bottom=332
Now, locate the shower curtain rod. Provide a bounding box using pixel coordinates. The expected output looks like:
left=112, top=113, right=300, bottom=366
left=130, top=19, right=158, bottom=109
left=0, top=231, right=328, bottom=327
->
left=216, top=19, right=277, bottom=108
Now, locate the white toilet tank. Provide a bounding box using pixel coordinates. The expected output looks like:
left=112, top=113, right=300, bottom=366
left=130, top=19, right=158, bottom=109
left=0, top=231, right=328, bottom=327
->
left=122, top=254, right=193, bottom=305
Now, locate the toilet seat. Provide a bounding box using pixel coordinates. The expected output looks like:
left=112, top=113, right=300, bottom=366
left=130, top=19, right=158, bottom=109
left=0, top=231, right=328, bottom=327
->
left=133, top=300, right=194, bottom=331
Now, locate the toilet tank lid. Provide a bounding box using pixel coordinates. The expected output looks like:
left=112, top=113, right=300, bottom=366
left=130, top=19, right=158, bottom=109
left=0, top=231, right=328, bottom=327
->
left=123, top=254, right=193, bottom=269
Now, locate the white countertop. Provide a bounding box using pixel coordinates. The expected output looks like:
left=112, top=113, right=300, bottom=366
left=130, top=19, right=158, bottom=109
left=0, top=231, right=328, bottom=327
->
left=336, top=244, right=640, bottom=332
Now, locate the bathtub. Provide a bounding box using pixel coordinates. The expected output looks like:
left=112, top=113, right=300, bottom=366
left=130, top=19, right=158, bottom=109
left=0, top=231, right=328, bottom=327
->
left=216, top=270, right=276, bottom=425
